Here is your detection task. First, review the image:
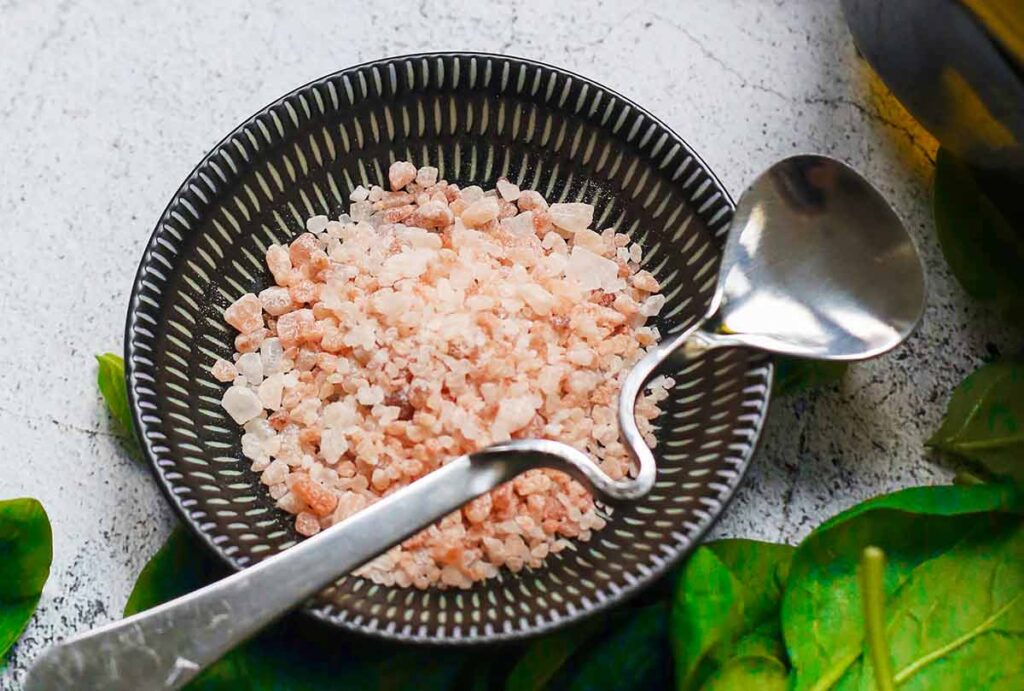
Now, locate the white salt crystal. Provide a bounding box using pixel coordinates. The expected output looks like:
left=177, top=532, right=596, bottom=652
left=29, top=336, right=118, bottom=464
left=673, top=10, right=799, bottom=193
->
left=243, top=418, right=274, bottom=439
left=368, top=186, right=384, bottom=202
left=258, top=373, right=285, bottom=410
left=260, top=337, right=284, bottom=374
left=356, top=385, right=385, bottom=406
left=640, top=294, right=667, bottom=317
left=320, top=428, right=349, bottom=464
left=305, top=215, right=329, bottom=234
left=565, top=246, right=619, bottom=292
left=222, top=386, right=262, bottom=424
left=241, top=432, right=265, bottom=461
left=501, top=210, right=535, bottom=236
left=629, top=243, right=643, bottom=263
left=548, top=203, right=594, bottom=233
left=236, top=352, right=263, bottom=384
left=518, top=284, right=554, bottom=316
left=349, top=185, right=370, bottom=202
left=460, top=185, right=485, bottom=203
left=343, top=323, right=377, bottom=350
left=350, top=200, right=373, bottom=222
left=323, top=399, right=358, bottom=429
left=415, top=166, right=439, bottom=187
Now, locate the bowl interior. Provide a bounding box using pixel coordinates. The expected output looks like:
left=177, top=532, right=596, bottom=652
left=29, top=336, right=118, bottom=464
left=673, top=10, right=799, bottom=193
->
left=126, top=53, right=771, bottom=643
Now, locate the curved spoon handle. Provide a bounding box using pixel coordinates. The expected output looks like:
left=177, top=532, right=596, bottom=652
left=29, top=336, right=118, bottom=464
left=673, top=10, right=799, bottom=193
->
left=24, top=450, right=530, bottom=691
left=617, top=322, right=739, bottom=498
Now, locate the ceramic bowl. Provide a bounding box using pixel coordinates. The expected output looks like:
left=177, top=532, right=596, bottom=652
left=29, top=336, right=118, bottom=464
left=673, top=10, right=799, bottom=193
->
left=125, top=52, right=772, bottom=644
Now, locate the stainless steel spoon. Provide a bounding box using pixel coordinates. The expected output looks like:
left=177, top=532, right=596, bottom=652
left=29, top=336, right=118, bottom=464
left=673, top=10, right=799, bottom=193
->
left=25, top=155, right=925, bottom=690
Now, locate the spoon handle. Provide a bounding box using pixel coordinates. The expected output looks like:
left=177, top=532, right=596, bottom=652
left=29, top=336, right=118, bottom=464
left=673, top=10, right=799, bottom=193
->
left=24, top=451, right=524, bottom=691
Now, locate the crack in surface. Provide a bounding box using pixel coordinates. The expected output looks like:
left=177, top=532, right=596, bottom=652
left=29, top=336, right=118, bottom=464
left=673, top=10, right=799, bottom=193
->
left=0, top=405, right=119, bottom=440
left=650, top=12, right=936, bottom=163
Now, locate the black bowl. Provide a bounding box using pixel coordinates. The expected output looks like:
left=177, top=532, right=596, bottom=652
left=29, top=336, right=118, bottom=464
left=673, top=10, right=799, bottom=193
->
left=125, top=52, right=772, bottom=644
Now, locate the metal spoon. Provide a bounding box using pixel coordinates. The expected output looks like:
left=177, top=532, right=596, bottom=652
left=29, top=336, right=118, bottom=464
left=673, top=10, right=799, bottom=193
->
left=25, top=155, right=925, bottom=690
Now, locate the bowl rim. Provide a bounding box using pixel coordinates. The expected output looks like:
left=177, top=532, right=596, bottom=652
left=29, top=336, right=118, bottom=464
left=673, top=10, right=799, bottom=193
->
left=124, top=50, right=772, bottom=645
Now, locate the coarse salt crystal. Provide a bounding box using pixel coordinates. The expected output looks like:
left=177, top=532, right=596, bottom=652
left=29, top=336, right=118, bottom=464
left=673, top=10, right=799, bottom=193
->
left=640, top=294, right=667, bottom=317
left=565, top=246, right=620, bottom=292
left=415, top=166, right=439, bottom=187
left=306, top=215, right=329, bottom=234
left=496, top=178, right=521, bottom=201
left=349, top=185, right=370, bottom=202
left=236, top=352, right=264, bottom=385
left=258, top=373, right=285, bottom=410
left=221, top=385, right=262, bottom=424
left=548, top=203, right=594, bottom=234
left=356, top=385, right=385, bottom=406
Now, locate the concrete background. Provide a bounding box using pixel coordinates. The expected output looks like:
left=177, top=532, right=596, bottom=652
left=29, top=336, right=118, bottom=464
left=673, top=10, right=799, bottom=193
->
left=0, top=0, right=1012, bottom=686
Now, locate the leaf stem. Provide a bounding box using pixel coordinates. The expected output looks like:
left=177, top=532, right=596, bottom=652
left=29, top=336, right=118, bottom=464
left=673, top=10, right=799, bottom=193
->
left=860, top=546, right=895, bottom=691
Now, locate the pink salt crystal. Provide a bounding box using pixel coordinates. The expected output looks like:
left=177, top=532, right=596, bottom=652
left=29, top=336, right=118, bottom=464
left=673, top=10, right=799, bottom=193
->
left=211, top=359, right=237, bottom=383
left=276, top=309, right=314, bottom=348
left=389, top=161, right=417, bottom=191
left=224, top=294, right=264, bottom=334
left=266, top=245, right=292, bottom=285
left=496, top=178, right=521, bottom=201
left=631, top=270, right=660, bottom=292
left=460, top=198, right=500, bottom=227
left=516, top=190, right=548, bottom=212
left=295, top=511, right=322, bottom=537
left=410, top=200, right=454, bottom=228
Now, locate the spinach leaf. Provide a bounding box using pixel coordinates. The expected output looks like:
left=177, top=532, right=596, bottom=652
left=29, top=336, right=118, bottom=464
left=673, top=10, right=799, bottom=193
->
left=698, top=655, right=788, bottom=691
left=933, top=147, right=1024, bottom=325
left=0, top=498, right=52, bottom=661
left=782, top=484, right=1021, bottom=690
left=127, top=526, right=469, bottom=690
left=561, top=603, right=671, bottom=691
left=928, top=360, right=1024, bottom=483
left=850, top=518, right=1024, bottom=690
left=671, top=540, right=793, bottom=690
left=96, top=353, right=140, bottom=458
left=505, top=615, right=607, bottom=691
left=772, top=358, right=848, bottom=397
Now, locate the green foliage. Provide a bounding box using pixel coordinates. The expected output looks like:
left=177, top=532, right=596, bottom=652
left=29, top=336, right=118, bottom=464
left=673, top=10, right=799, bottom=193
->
left=933, top=148, right=1024, bottom=325
left=96, top=353, right=141, bottom=458
left=929, top=359, right=1024, bottom=484
left=671, top=540, right=793, bottom=690
left=0, top=498, right=52, bottom=662
left=782, top=484, right=1022, bottom=690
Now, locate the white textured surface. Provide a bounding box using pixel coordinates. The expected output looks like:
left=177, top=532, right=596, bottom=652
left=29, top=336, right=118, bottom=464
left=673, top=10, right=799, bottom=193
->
left=0, top=0, right=1013, bottom=685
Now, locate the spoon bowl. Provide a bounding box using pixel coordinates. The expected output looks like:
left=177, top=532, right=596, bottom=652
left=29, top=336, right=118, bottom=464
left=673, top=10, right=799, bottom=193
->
left=704, top=155, right=926, bottom=359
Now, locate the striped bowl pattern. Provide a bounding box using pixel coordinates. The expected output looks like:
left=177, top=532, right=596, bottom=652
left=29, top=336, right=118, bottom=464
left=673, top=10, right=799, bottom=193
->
left=125, top=53, right=772, bottom=644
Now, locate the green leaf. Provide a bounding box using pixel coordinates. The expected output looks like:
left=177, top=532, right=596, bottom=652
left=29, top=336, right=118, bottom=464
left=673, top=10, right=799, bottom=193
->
left=126, top=526, right=468, bottom=691
left=505, top=615, right=607, bottom=691
left=698, top=655, right=788, bottom=691
left=562, top=604, right=672, bottom=691
left=671, top=540, right=793, bottom=690
left=96, top=353, right=140, bottom=457
left=928, top=360, right=1024, bottom=484
left=0, top=498, right=52, bottom=661
left=851, top=518, right=1024, bottom=690
left=933, top=147, right=1024, bottom=324
left=772, top=358, right=848, bottom=397
left=782, top=484, right=1022, bottom=691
